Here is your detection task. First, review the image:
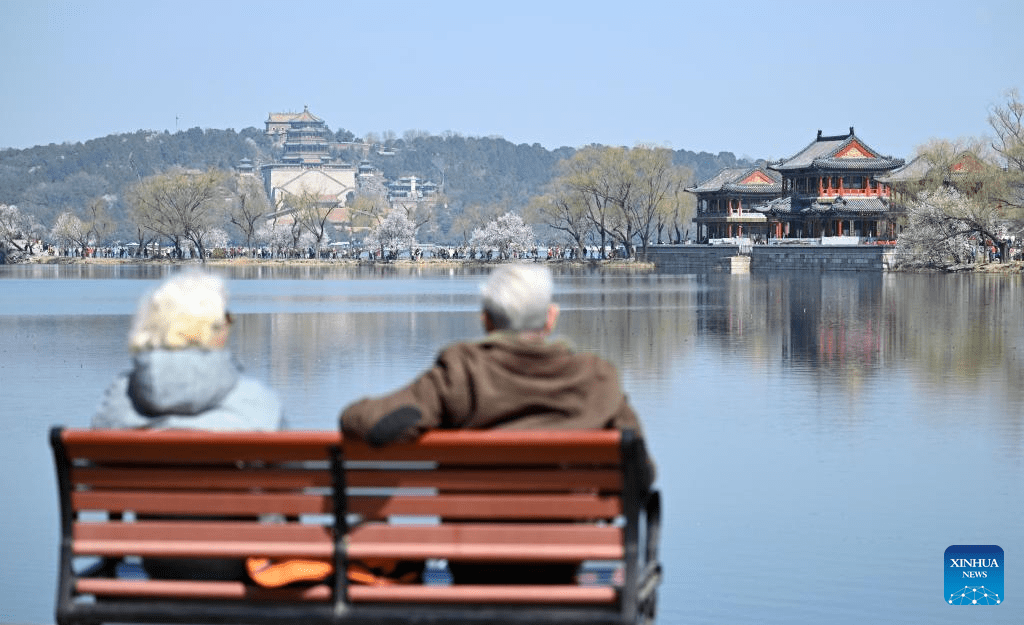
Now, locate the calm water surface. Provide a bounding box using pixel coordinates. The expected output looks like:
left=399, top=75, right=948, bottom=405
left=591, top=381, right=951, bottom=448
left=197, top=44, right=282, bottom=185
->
left=1, top=263, right=1022, bottom=624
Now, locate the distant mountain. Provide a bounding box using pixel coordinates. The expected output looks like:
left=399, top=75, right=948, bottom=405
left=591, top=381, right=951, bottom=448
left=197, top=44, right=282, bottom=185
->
left=0, top=127, right=753, bottom=243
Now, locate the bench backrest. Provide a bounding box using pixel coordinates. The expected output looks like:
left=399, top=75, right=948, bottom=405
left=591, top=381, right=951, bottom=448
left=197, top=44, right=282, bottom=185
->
left=51, top=427, right=657, bottom=623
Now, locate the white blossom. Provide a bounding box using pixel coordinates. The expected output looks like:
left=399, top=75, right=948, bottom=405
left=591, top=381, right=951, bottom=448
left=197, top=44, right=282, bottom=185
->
left=366, top=209, right=416, bottom=257
left=470, top=212, right=534, bottom=259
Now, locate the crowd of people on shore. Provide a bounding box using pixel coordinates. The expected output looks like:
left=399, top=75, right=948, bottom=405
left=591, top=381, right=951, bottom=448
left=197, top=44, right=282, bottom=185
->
left=5, top=240, right=632, bottom=263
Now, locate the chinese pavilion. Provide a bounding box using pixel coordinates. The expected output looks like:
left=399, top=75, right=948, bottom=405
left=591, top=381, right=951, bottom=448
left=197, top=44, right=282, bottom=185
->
left=757, top=128, right=904, bottom=240
left=686, top=166, right=781, bottom=242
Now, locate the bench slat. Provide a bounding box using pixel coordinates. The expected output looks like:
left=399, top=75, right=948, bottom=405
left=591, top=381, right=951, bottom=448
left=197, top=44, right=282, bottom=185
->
left=346, top=468, right=622, bottom=492
left=73, top=538, right=334, bottom=559
left=74, top=522, right=333, bottom=558
left=74, top=521, right=332, bottom=541
left=62, top=430, right=339, bottom=463
left=348, top=524, right=623, bottom=562
left=73, top=491, right=333, bottom=516
left=344, top=431, right=621, bottom=465
left=348, top=494, right=621, bottom=520
left=71, top=466, right=332, bottom=491
left=76, top=578, right=331, bottom=602
left=348, top=584, right=617, bottom=605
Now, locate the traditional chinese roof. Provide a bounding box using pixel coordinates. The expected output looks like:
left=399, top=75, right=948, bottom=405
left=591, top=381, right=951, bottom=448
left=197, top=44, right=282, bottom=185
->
left=266, top=112, right=298, bottom=123
left=755, top=196, right=888, bottom=215
left=876, top=152, right=985, bottom=184
left=686, top=166, right=782, bottom=194
left=812, top=197, right=889, bottom=214
left=291, top=106, right=323, bottom=124
left=266, top=105, right=324, bottom=125
left=771, top=128, right=904, bottom=173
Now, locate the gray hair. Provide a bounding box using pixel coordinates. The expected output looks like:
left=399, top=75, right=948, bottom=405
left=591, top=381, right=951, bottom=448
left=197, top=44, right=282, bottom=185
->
left=480, top=264, right=553, bottom=332
left=129, top=272, right=230, bottom=352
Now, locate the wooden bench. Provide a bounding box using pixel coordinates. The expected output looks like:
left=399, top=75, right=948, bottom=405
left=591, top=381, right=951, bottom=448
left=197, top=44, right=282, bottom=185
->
left=51, top=427, right=661, bottom=625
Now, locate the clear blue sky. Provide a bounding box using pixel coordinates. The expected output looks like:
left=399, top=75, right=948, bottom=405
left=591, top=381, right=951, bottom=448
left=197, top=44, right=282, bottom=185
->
left=2, top=0, right=1022, bottom=162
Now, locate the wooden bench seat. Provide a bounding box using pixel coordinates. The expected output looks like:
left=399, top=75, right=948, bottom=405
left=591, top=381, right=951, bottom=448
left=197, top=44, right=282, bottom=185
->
left=51, top=427, right=661, bottom=625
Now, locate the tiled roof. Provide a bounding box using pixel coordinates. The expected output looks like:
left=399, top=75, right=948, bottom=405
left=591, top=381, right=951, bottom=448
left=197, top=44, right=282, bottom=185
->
left=267, top=112, right=300, bottom=123
left=755, top=196, right=888, bottom=215
left=876, top=152, right=985, bottom=184
left=754, top=196, right=792, bottom=214
left=292, top=108, right=323, bottom=123
left=266, top=106, right=324, bottom=125
left=687, top=167, right=782, bottom=194
left=874, top=156, right=930, bottom=183
left=771, top=128, right=904, bottom=172
left=809, top=197, right=889, bottom=214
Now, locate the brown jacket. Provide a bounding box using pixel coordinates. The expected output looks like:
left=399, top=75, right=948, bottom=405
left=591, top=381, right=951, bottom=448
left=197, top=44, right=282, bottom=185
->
left=340, top=332, right=646, bottom=443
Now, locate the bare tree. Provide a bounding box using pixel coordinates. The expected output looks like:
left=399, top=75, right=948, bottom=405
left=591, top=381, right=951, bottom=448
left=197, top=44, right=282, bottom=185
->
left=526, top=184, right=593, bottom=258
left=289, top=188, right=335, bottom=259
left=987, top=88, right=1024, bottom=220
left=346, top=191, right=390, bottom=231
left=127, top=168, right=227, bottom=261
left=229, top=177, right=270, bottom=251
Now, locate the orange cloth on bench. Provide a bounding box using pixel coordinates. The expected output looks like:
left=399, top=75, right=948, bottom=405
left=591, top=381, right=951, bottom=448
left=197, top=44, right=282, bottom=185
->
left=246, top=558, right=418, bottom=588
left=246, top=558, right=333, bottom=588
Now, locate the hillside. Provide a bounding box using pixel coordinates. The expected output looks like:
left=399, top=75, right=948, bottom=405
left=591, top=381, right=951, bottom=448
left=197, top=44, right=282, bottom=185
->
left=0, top=126, right=753, bottom=243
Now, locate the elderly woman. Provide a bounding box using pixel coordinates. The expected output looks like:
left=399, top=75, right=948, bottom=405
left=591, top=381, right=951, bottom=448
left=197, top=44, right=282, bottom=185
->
left=94, top=272, right=283, bottom=430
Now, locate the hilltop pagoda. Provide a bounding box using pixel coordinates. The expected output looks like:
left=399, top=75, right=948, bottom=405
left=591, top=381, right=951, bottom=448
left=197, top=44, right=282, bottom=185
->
left=260, top=106, right=356, bottom=224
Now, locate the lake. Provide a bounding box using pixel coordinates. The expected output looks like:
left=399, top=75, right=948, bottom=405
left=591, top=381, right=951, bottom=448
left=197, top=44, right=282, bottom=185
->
left=1, top=262, right=1022, bottom=624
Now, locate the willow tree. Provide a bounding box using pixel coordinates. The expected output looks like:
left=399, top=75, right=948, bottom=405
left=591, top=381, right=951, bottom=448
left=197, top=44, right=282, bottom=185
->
left=558, top=146, right=619, bottom=258
left=127, top=168, right=227, bottom=260
left=626, top=146, right=693, bottom=255
left=547, top=145, right=692, bottom=258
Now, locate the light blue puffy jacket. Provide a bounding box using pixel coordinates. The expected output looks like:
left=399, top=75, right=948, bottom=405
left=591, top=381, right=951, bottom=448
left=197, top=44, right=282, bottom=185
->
left=93, top=348, right=284, bottom=431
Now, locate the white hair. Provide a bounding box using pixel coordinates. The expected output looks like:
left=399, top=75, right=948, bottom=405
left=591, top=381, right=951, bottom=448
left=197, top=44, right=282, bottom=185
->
left=128, top=272, right=230, bottom=352
left=480, top=264, right=553, bottom=332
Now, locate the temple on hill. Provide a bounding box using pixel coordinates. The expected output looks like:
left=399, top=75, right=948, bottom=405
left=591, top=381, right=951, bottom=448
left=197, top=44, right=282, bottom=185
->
left=260, top=106, right=356, bottom=225
left=686, top=166, right=781, bottom=241
left=756, top=128, right=905, bottom=240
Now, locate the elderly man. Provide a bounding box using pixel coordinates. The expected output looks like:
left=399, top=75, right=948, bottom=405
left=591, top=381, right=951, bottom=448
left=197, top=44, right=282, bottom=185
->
left=340, top=264, right=646, bottom=447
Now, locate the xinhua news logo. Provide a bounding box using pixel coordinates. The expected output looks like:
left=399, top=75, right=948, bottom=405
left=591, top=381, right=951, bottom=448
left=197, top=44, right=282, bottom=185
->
left=945, top=545, right=1003, bottom=605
